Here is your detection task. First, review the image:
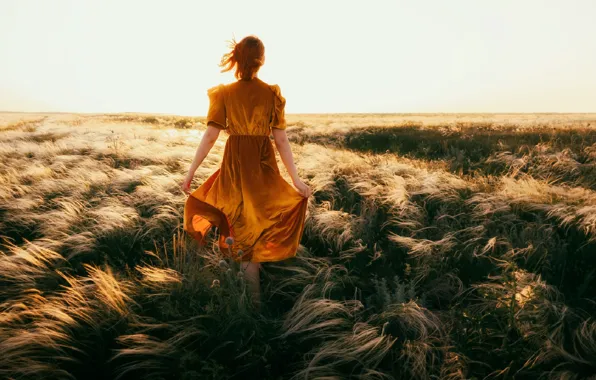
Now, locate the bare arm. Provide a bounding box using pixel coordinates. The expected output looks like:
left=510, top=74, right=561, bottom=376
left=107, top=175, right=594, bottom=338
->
left=181, top=125, right=221, bottom=193
left=187, top=125, right=221, bottom=175
left=272, top=129, right=299, bottom=182
left=272, top=128, right=311, bottom=197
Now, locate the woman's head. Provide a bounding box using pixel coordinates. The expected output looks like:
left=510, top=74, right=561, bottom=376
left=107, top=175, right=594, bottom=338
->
left=220, top=35, right=265, bottom=81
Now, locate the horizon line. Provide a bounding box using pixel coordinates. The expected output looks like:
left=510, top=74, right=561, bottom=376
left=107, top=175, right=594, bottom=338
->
left=2, top=110, right=596, bottom=117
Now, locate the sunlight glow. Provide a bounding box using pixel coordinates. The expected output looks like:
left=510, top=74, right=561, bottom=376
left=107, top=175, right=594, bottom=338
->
left=1, top=0, right=595, bottom=114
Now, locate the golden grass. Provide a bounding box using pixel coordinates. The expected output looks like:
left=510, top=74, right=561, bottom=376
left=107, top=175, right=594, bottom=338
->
left=1, top=112, right=596, bottom=379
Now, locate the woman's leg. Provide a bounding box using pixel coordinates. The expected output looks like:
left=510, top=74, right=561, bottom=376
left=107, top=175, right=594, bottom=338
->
left=243, top=261, right=261, bottom=308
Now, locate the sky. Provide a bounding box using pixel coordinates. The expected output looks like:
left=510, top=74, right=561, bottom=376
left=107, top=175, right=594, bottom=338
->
left=1, top=0, right=595, bottom=115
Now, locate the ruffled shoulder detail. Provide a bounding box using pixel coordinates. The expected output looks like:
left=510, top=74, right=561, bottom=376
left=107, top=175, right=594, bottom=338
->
left=207, top=84, right=226, bottom=98
left=206, top=84, right=227, bottom=129
left=269, top=84, right=287, bottom=130
left=269, top=84, right=283, bottom=102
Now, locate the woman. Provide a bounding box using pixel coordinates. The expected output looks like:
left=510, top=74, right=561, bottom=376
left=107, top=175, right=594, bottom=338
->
left=180, top=35, right=311, bottom=306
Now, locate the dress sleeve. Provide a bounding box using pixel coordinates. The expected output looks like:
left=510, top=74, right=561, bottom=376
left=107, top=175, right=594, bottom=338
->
left=269, top=84, right=287, bottom=130
left=206, top=84, right=226, bottom=129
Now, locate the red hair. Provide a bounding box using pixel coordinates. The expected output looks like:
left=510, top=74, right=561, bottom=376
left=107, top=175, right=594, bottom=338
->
left=219, top=35, right=265, bottom=80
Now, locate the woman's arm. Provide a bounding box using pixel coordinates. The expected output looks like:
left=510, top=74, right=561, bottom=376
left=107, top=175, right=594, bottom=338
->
left=272, top=128, right=312, bottom=198
left=181, top=125, right=221, bottom=194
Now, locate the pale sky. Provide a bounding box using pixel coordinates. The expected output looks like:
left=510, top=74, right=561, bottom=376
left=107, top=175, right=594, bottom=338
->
left=1, top=0, right=595, bottom=114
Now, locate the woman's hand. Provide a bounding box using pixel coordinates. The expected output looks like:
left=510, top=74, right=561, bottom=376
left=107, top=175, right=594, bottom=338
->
left=181, top=174, right=193, bottom=195
left=292, top=178, right=312, bottom=198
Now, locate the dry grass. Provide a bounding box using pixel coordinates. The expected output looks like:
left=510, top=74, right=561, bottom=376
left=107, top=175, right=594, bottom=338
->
left=1, top=112, right=596, bottom=379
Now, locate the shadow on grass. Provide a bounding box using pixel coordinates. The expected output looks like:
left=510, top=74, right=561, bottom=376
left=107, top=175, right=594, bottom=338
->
left=22, top=132, right=71, bottom=143
left=292, top=125, right=596, bottom=187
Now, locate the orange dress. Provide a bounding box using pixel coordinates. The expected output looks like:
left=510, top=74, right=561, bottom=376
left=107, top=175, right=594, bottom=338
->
left=183, top=78, right=308, bottom=262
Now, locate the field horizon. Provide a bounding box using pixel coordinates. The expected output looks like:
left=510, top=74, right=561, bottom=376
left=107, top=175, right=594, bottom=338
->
left=3, top=110, right=596, bottom=120
left=1, top=112, right=596, bottom=379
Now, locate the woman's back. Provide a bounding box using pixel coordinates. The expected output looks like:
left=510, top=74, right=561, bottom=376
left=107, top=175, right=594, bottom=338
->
left=207, top=78, right=286, bottom=136
left=182, top=35, right=311, bottom=307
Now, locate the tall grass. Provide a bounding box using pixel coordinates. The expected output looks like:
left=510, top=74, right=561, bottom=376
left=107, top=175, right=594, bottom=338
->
left=1, top=113, right=596, bottom=379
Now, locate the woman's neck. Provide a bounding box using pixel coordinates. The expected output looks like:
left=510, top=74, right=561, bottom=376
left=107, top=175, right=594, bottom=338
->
left=240, top=74, right=258, bottom=82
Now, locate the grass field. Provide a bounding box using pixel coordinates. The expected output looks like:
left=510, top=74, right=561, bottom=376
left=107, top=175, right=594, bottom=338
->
left=1, top=112, right=596, bottom=379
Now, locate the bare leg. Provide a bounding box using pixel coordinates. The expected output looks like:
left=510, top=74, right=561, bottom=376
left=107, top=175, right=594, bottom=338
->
left=242, top=261, right=261, bottom=309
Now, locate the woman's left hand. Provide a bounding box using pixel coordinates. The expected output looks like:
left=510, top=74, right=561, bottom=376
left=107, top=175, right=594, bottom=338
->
left=181, top=175, right=193, bottom=195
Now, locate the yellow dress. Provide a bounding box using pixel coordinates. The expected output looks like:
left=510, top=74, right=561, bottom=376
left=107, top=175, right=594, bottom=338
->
left=183, top=78, right=308, bottom=262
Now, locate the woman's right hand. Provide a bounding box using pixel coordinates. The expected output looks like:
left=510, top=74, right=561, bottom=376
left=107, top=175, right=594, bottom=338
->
left=292, top=179, right=312, bottom=198
left=181, top=174, right=193, bottom=195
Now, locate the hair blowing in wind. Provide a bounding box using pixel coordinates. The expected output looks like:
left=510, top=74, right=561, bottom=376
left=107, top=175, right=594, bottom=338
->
left=219, top=36, right=265, bottom=80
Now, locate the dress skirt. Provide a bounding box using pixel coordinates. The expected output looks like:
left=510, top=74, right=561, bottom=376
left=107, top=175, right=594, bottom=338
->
left=183, top=134, right=308, bottom=262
